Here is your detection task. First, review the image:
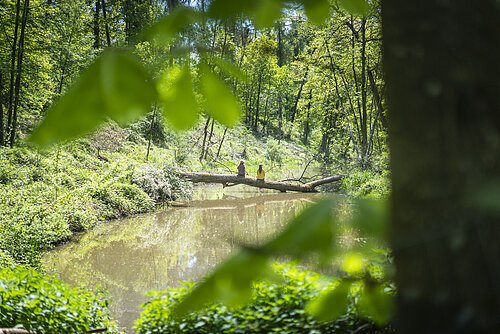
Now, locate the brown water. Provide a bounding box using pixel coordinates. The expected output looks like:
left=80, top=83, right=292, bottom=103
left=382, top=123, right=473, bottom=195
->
left=43, top=185, right=319, bottom=331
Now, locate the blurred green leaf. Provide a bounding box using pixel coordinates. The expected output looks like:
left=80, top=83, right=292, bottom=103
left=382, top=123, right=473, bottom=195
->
left=211, top=56, right=248, bottom=82
left=303, top=0, right=330, bottom=25
left=359, top=284, right=394, bottom=325
left=158, top=65, right=199, bottom=129
left=30, top=50, right=156, bottom=146
left=307, top=280, right=352, bottom=321
left=200, top=64, right=241, bottom=127
left=253, top=0, right=283, bottom=28
left=147, top=6, right=201, bottom=44
left=208, top=0, right=254, bottom=19
left=341, top=253, right=365, bottom=275
left=467, top=182, right=500, bottom=215
left=264, top=198, right=337, bottom=258
left=172, top=250, right=273, bottom=317
left=338, top=0, right=369, bottom=16
left=350, top=199, right=388, bottom=240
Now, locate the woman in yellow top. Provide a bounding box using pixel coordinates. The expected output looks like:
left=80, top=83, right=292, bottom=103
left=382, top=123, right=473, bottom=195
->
left=256, top=164, right=265, bottom=182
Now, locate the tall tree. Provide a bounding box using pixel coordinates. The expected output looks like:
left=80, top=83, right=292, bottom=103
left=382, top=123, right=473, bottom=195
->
left=383, top=0, right=500, bottom=332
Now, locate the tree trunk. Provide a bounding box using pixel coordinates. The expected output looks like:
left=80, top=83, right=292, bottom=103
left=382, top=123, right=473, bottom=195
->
left=9, top=0, right=29, bottom=148
left=383, top=0, right=500, bottom=332
left=199, top=117, right=210, bottom=160
left=6, top=0, right=22, bottom=140
left=93, top=0, right=100, bottom=49
left=216, top=127, right=228, bottom=159
left=178, top=172, right=342, bottom=193
left=101, top=0, right=111, bottom=47
left=360, top=18, right=368, bottom=168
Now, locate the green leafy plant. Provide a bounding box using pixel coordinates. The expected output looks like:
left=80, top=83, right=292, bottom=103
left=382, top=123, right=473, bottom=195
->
left=0, top=266, right=118, bottom=333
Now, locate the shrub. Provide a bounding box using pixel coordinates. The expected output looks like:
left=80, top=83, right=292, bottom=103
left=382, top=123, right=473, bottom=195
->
left=135, top=265, right=393, bottom=334
left=0, top=266, right=118, bottom=333
left=132, top=165, right=192, bottom=202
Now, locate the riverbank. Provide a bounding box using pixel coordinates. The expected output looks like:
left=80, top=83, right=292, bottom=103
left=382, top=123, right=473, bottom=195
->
left=0, top=122, right=327, bottom=268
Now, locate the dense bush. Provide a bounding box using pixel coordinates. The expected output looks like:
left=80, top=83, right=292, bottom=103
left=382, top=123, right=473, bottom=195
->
left=341, top=170, right=390, bottom=199
left=132, top=165, right=193, bottom=202
left=0, top=142, right=190, bottom=268
left=0, top=266, right=118, bottom=333
left=135, top=265, right=393, bottom=334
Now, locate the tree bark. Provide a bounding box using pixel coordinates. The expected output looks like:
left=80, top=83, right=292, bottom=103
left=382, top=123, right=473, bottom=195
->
left=383, top=0, right=500, bottom=332
left=101, top=0, right=111, bottom=47
left=9, top=0, right=29, bottom=147
left=93, top=0, right=100, bottom=49
left=6, top=0, right=22, bottom=139
left=178, top=173, right=342, bottom=193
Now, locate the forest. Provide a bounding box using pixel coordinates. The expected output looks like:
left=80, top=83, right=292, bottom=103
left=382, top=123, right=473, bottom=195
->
left=0, top=0, right=499, bottom=333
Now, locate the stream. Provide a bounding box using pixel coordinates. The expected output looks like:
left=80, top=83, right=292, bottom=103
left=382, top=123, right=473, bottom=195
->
left=43, top=185, right=320, bottom=331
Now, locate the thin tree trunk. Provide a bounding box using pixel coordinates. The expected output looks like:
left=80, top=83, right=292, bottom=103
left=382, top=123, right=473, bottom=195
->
left=367, top=67, right=388, bottom=129
left=290, top=68, right=308, bottom=123
left=204, top=118, right=215, bottom=160
left=9, top=0, right=29, bottom=147
left=216, top=127, right=228, bottom=159
left=101, top=0, right=111, bottom=47
left=6, top=0, right=22, bottom=136
left=360, top=18, right=368, bottom=167
left=199, top=117, right=210, bottom=160
left=93, top=0, right=100, bottom=49
left=254, top=73, right=262, bottom=131
left=146, top=105, right=157, bottom=162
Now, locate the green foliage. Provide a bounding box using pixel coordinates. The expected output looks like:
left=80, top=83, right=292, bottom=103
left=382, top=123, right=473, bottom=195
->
left=158, top=65, right=200, bottom=130
left=0, top=141, right=192, bottom=267
left=340, top=170, right=390, bottom=199
left=30, top=50, right=157, bottom=146
left=0, top=266, right=117, bottom=333
left=135, top=264, right=394, bottom=334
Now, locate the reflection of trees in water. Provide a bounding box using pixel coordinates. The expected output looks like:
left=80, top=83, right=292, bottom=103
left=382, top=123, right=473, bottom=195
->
left=44, top=194, right=316, bottom=329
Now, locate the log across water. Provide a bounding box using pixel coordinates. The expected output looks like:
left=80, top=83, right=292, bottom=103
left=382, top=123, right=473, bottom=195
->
left=178, top=172, right=342, bottom=193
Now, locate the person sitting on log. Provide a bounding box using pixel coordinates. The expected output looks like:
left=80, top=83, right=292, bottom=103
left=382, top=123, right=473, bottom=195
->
left=256, top=164, right=265, bottom=182
left=237, top=160, right=246, bottom=177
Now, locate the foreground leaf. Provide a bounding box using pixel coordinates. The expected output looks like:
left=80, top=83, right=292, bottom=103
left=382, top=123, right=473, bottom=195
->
left=264, top=198, right=337, bottom=258
left=338, top=0, right=369, bottom=16
left=30, top=50, right=156, bottom=146
left=158, top=65, right=199, bottom=129
left=307, top=280, right=352, bottom=321
left=359, top=284, right=394, bottom=325
left=172, top=250, right=273, bottom=317
left=200, top=64, right=241, bottom=127
left=146, top=6, right=201, bottom=44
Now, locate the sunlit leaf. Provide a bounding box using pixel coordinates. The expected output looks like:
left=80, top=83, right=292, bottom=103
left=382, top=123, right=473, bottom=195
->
left=158, top=65, right=199, bottom=129
left=264, top=198, right=337, bottom=258
left=253, top=0, right=283, bottom=29
left=200, top=64, right=241, bottom=127
left=211, top=56, right=248, bottom=82
left=338, top=0, right=369, bottom=16
left=30, top=50, right=156, bottom=146
left=172, top=250, right=273, bottom=317
left=341, top=253, right=365, bottom=275
left=147, top=6, right=201, bottom=44
left=359, top=284, right=394, bottom=325
left=307, top=280, right=352, bottom=321
left=303, top=0, right=330, bottom=25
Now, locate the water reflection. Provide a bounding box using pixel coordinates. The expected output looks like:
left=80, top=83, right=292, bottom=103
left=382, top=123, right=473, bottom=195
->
left=43, top=186, right=318, bottom=331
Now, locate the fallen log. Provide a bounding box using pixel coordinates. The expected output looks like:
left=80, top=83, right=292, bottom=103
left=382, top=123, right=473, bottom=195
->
left=178, top=172, right=342, bottom=193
